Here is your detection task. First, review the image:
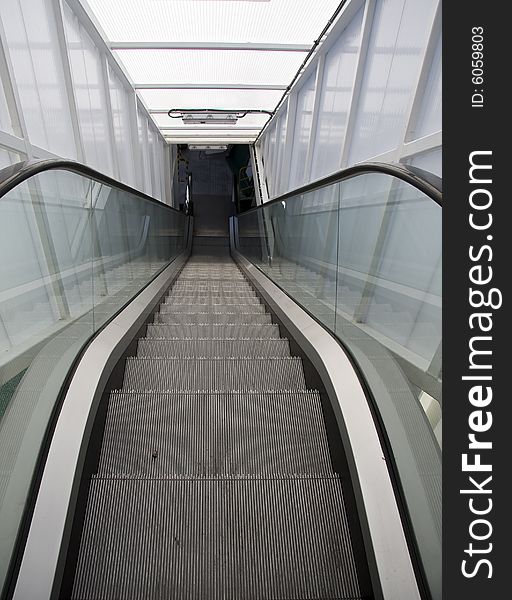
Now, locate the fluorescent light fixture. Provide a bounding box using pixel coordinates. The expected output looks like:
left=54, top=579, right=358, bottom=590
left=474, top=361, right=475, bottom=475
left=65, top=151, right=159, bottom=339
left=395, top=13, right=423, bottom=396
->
left=182, top=113, right=238, bottom=125
left=189, top=145, right=228, bottom=150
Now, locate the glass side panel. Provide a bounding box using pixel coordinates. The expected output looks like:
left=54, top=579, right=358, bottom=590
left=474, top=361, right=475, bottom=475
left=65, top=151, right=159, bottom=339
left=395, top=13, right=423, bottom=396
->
left=237, top=171, right=441, bottom=599
left=0, top=167, right=187, bottom=595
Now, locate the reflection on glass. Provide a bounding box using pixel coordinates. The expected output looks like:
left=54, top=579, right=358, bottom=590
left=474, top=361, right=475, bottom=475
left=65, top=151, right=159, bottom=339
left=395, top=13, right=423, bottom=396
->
left=0, top=167, right=187, bottom=595
left=237, top=171, right=442, bottom=599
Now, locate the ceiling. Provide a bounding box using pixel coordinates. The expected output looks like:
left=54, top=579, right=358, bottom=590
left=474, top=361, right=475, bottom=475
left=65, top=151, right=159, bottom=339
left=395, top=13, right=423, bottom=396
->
left=83, top=0, right=342, bottom=145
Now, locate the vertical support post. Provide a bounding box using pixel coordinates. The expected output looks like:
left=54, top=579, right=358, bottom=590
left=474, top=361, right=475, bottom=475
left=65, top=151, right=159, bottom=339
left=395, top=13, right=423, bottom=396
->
left=339, top=0, right=376, bottom=169
left=353, top=178, right=395, bottom=323
left=128, top=89, right=143, bottom=190
left=279, top=90, right=298, bottom=195
left=29, top=179, right=71, bottom=320
left=304, top=53, right=326, bottom=183
left=248, top=145, right=262, bottom=205
left=100, top=55, right=120, bottom=179
left=254, top=141, right=270, bottom=203
left=164, top=144, right=172, bottom=206
left=51, top=0, right=85, bottom=163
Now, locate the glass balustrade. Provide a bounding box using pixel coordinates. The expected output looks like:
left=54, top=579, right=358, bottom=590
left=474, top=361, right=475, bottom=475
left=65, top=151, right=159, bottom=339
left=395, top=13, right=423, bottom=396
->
left=0, top=163, right=188, bottom=596
left=237, top=168, right=442, bottom=599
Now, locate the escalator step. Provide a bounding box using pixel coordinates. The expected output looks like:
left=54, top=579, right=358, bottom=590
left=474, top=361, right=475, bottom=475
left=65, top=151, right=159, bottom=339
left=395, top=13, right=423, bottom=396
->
left=159, top=303, right=267, bottom=314
left=122, top=357, right=307, bottom=391
left=98, top=391, right=332, bottom=476
left=71, top=476, right=363, bottom=600
left=136, top=338, right=291, bottom=357
left=163, top=295, right=262, bottom=305
left=153, top=312, right=273, bottom=325
left=145, top=323, right=282, bottom=339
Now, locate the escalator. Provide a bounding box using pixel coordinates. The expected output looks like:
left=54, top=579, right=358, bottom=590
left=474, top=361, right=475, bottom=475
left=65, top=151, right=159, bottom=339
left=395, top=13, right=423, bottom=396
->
left=68, top=239, right=370, bottom=599
left=0, top=159, right=441, bottom=600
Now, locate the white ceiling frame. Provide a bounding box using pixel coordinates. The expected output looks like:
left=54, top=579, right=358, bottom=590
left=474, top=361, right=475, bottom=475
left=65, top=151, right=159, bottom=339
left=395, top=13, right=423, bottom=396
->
left=134, top=83, right=287, bottom=91
left=159, top=127, right=262, bottom=131
left=255, top=0, right=365, bottom=144
left=111, top=42, right=311, bottom=52
left=150, top=110, right=267, bottom=115
left=64, top=0, right=167, bottom=144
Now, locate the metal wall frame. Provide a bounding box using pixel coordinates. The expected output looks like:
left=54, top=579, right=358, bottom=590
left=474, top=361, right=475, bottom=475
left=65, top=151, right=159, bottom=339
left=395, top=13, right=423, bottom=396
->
left=0, top=0, right=174, bottom=205
left=255, top=0, right=442, bottom=198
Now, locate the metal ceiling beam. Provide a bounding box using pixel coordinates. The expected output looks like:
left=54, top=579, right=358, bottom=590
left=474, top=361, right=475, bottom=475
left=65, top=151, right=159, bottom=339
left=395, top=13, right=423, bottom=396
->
left=134, top=83, right=287, bottom=90
left=159, top=127, right=262, bottom=131
left=163, top=135, right=258, bottom=139
left=111, top=42, right=311, bottom=52
left=149, top=109, right=272, bottom=115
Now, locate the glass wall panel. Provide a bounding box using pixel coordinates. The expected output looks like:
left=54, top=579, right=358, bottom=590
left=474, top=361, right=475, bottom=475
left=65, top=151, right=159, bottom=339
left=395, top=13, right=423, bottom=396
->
left=108, top=65, right=136, bottom=186
left=0, top=78, right=14, bottom=135
left=63, top=4, right=114, bottom=176
left=0, top=147, right=21, bottom=170
left=288, top=73, right=316, bottom=189
left=407, top=147, right=442, bottom=177
left=237, top=169, right=441, bottom=599
left=0, top=0, right=76, bottom=158
left=348, top=0, right=437, bottom=164
left=311, top=8, right=363, bottom=180
left=0, top=165, right=187, bottom=595
left=410, top=30, right=442, bottom=140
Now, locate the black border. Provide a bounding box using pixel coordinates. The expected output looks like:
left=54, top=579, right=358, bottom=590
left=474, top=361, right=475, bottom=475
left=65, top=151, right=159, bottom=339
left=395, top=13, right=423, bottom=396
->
left=443, top=2, right=509, bottom=598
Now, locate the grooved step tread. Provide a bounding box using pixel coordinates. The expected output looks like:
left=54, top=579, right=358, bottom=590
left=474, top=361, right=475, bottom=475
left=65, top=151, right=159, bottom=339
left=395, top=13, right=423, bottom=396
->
left=136, top=338, right=291, bottom=357
left=159, top=304, right=267, bottom=314
left=122, top=357, right=307, bottom=391
left=98, top=391, right=332, bottom=476
left=163, top=296, right=261, bottom=305
left=153, top=313, right=273, bottom=325
left=145, top=324, right=282, bottom=339
left=71, top=477, right=363, bottom=600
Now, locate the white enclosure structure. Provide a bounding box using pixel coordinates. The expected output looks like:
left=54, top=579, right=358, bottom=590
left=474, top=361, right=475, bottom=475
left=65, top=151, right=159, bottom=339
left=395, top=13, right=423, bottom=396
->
left=256, top=0, right=441, bottom=199
left=1, top=0, right=441, bottom=204
left=0, top=0, right=173, bottom=204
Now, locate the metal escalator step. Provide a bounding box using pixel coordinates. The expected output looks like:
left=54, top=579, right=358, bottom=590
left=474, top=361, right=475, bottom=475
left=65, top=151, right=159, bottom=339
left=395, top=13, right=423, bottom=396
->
left=163, top=295, right=261, bottom=305
left=122, top=357, right=307, bottom=391
left=170, top=283, right=254, bottom=292
left=145, top=323, right=282, bottom=339
left=136, top=338, right=291, bottom=357
left=159, top=303, right=266, bottom=314
left=98, top=391, right=332, bottom=476
left=72, top=476, right=363, bottom=600
left=179, top=269, right=245, bottom=276
left=153, top=312, right=273, bottom=325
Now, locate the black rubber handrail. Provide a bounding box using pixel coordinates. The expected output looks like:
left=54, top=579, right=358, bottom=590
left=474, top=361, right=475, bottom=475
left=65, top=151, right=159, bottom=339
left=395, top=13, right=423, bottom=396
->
left=0, top=159, right=182, bottom=214
left=244, top=162, right=442, bottom=216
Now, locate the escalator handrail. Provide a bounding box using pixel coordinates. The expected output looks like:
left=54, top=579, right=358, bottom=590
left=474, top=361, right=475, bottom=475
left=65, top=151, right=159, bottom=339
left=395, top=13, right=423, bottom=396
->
left=0, top=159, right=182, bottom=213
left=244, top=161, right=442, bottom=214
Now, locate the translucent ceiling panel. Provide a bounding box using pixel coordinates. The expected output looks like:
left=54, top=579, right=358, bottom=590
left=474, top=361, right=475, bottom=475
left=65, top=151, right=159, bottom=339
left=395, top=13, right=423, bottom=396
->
left=115, top=49, right=305, bottom=86
left=0, top=0, right=76, bottom=158
left=86, top=0, right=341, bottom=44
left=153, top=112, right=269, bottom=129
left=138, top=89, right=283, bottom=111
